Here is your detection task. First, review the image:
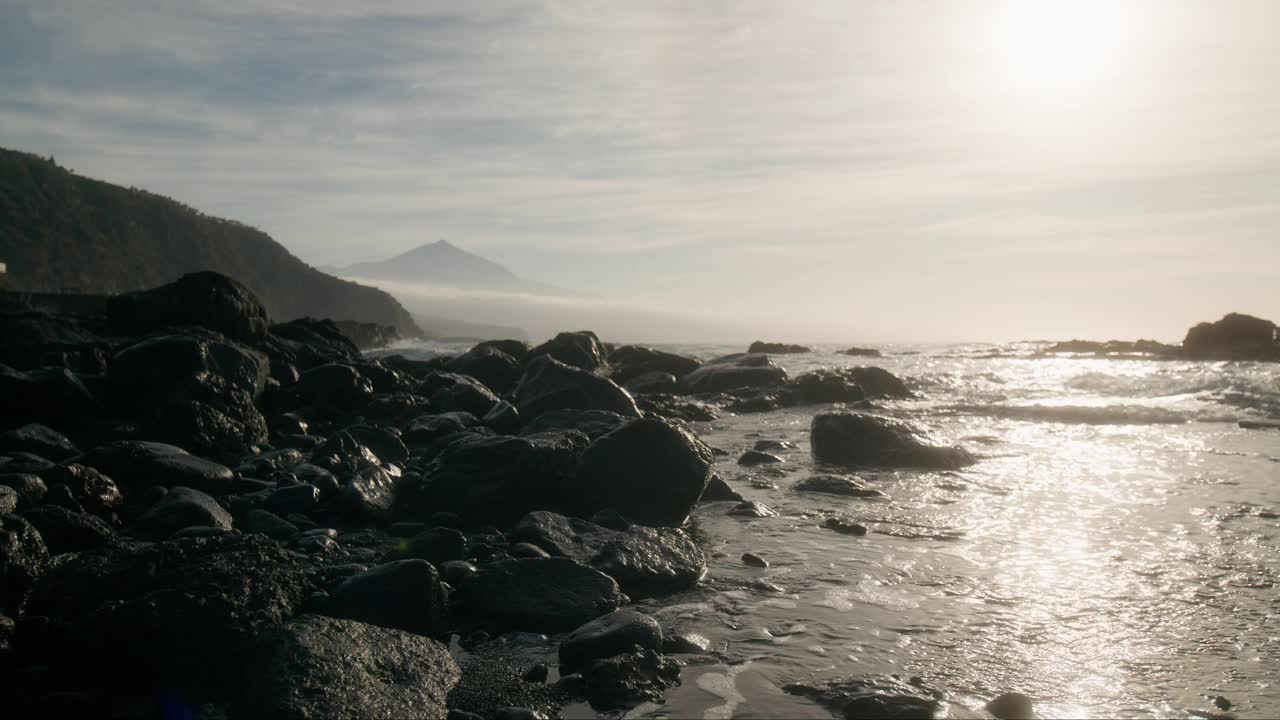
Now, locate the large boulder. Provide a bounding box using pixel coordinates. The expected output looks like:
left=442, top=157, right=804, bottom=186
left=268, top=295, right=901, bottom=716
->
left=520, top=409, right=631, bottom=441
left=570, top=418, right=714, bottom=527
left=240, top=614, right=459, bottom=720
left=530, top=331, right=607, bottom=372
left=268, top=317, right=362, bottom=370
left=607, top=346, right=701, bottom=384
left=449, top=345, right=523, bottom=394
left=0, top=513, right=47, bottom=616
left=78, top=441, right=235, bottom=494
left=106, top=271, right=270, bottom=343
left=512, top=356, right=640, bottom=422
left=513, top=511, right=705, bottom=597
left=624, top=371, right=679, bottom=395
left=405, top=432, right=588, bottom=526
left=682, top=353, right=787, bottom=394
left=324, top=559, right=448, bottom=636
left=559, top=609, right=663, bottom=672
left=461, top=557, right=627, bottom=632
left=843, top=367, right=913, bottom=399
left=1182, top=313, right=1279, bottom=360
left=21, top=533, right=307, bottom=684
left=810, top=413, right=975, bottom=470
left=423, top=372, right=502, bottom=417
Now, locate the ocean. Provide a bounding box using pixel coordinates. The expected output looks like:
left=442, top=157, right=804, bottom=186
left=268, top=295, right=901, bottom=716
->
left=376, top=340, right=1280, bottom=718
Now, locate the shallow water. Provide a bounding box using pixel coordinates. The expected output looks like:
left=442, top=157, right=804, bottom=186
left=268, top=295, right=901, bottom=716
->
left=382, top=341, right=1280, bottom=718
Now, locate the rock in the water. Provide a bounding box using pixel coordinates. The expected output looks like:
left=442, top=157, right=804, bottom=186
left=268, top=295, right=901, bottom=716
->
left=1, top=513, right=48, bottom=616
left=728, top=501, right=778, bottom=519
left=741, top=552, right=769, bottom=567
left=738, top=449, right=783, bottom=466
left=513, top=356, right=640, bottom=422
left=408, top=432, right=587, bottom=526
left=20, top=505, right=114, bottom=554
left=0, top=424, right=79, bottom=461
left=325, top=559, right=448, bottom=636
left=810, top=413, right=974, bottom=469
left=608, top=346, right=701, bottom=384
left=559, top=608, right=663, bottom=672
left=822, top=517, right=868, bottom=536
left=795, top=474, right=884, bottom=498
left=699, top=475, right=744, bottom=503
left=839, top=347, right=883, bottom=357
left=23, top=532, right=306, bottom=684
left=784, top=675, right=940, bottom=720
left=635, top=394, right=720, bottom=423
left=462, top=558, right=626, bottom=632
left=986, top=692, right=1034, bottom=719
left=79, top=441, right=235, bottom=494
left=843, top=366, right=913, bottom=399
left=134, top=486, right=233, bottom=538
left=683, top=353, right=788, bottom=394
left=748, top=341, right=811, bottom=354
left=571, top=418, right=714, bottom=527
left=531, top=331, right=608, bottom=372
left=1182, top=312, right=1279, bottom=360
left=623, top=371, right=679, bottom=395
left=240, top=614, right=459, bottom=720
left=512, top=511, right=706, bottom=597
left=106, top=271, right=270, bottom=344
left=580, top=649, right=681, bottom=710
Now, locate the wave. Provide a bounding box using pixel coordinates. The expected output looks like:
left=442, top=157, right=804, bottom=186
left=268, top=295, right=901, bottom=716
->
left=937, top=403, right=1241, bottom=426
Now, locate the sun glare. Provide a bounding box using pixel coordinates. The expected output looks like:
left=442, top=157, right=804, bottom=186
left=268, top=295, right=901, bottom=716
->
left=990, top=0, right=1138, bottom=105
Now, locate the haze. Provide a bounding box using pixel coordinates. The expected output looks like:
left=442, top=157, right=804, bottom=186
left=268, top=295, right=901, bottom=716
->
left=3, top=1, right=1278, bottom=342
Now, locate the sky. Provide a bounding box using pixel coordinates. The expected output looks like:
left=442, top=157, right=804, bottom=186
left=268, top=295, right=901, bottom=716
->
left=2, top=0, right=1278, bottom=342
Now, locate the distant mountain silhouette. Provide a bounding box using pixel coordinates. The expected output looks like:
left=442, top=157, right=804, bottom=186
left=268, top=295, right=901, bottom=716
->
left=0, top=148, right=421, bottom=336
left=326, top=240, right=566, bottom=296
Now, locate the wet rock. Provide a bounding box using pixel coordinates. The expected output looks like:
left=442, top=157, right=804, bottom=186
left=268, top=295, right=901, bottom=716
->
left=449, top=345, right=524, bottom=394
left=483, top=401, right=522, bottom=434
left=0, top=474, right=47, bottom=510
left=403, top=412, right=481, bottom=447
left=784, top=370, right=868, bottom=405
left=106, top=271, right=269, bottom=343
left=511, top=542, right=551, bottom=559
left=39, top=464, right=124, bottom=516
left=795, top=474, right=884, bottom=498
left=839, top=347, right=883, bottom=357
left=1, top=514, right=47, bottom=616
left=531, top=331, right=607, bottom=372
left=512, top=511, right=706, bottom=597
left=683, top=353, right=788, bottom=394
left=0, top=365, right=98, bottom=430
left=512, top=356, right=640, bottom=422
left=134, top=486, right=233, bottom=538
left=784, top=675, right=940, bottom=720
left=635, top=394, right=721, bottom=422
left=608, top=346, right=701, bottom=384
left=293, top=363, right=375, bottom=411
left=811, top=413, right=974, bottom=470
left=748, top=341, right=811, bottom=354
left=447, top=658, right=564, bottom=720
left=23, top=532, right=306, bottom=684
left=754, top=439, right=796, bottom=452
left=663, top=632, right=712, bottom=654
left=438, top=560, right=478, bottom=587
left=738, top=449, right=783, bottom=466
left=408, top=432, right=587, bottom=527
left=271, top=318, right=362, bottom=369
left=559, top=609, right=663, bottom=672
left=19, top=505, right=114, bottom=554
left=340, top=466, right=406, bottom=525
left=1183, top=312, right=1280, bottom=360
left=986, top=692, right=1034, bottom=719
left=264, top=483, right=321, bottom=515
left=571, top=417, right=714, bottom=527
left=521, top=409, right=631, bottom=441
left=494, top=707, right=545, bottom=720
left=700, top=475, right=744, bottom=503
left=337, top=424, right=407, bottom=465
left=388, top=527, right=469, bottom=565
left=843, top=366, right=913, bottom=399
left=462, top=557, right=626, bottom=632
left=240, top=614, right=459, bottom=719
left=324, top=559, right=448, bottom=636
left=79, top=441, right=235, bottom=494
left=424, top=372, right=503, bottom=418
left=240, top=508, right=299, bottom=540
left=0, top=424, right=79, bottom=461
left=448, top=711, right=485, bottom=720
left=624, top=371, right=679, bottom=395
left=741, top=552, right=769, bottom=568
left=728, top=501, right=778, bottom=519
left=822, top=517, right=868, bottom=536
left=1213, top=696, right=1233, bottom=711
left=580, top=649, right=680, bottom=710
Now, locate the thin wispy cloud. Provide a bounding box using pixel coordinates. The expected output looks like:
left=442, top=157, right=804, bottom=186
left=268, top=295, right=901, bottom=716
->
left=2, top=0, right=1277, bottom=340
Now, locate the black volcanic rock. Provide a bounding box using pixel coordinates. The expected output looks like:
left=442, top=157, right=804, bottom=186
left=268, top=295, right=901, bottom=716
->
left=811, top=412, right=974, bottom=470
left=21, top=505, right=115, bottom=554
left=324, top=559, right=448, bottom=636
left=531, top=331, right=608, bottom=372
left=1182, top=313, right=1279, bottom=360
left=571, top=417, right=714, bottom=527
left=623, top=371, right=679, bottom=395
left=461, top=557, right=626, bottom=632
left=559, top=608, right=663, bottom=672
left=512, top=356, right=640, bottom=422
left=683, top=353, right=788, bottom=394
left=608, top=346, right=701, bottom=384
left=748, top=341, right=811, bottom=354
left=838, top=346, right=883, bottom=357
left=106, top=271, right=269, bottom=343
left=0, top=424, right=79, bottom=461
left=0, top=513, right=47, bottom=616
left=449, top=345, right=524, bottom=394
left=79, top=441, right=235, bottom=494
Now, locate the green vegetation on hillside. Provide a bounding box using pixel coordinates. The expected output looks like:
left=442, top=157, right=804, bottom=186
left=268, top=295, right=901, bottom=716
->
left=0, top=148, right=421, bottom=336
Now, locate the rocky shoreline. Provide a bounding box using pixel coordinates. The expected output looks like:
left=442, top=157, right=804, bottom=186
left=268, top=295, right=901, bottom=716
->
left=0, top=271, right=990, bottom=719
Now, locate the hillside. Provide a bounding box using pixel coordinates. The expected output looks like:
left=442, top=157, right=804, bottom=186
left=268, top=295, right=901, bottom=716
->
left=328, top=239, right=565, bottom=296
left=0, top=148, right=421, bottom=336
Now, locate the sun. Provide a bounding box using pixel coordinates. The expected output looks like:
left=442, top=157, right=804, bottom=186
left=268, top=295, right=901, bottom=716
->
left=989, top=0, right=1137, bottom=105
